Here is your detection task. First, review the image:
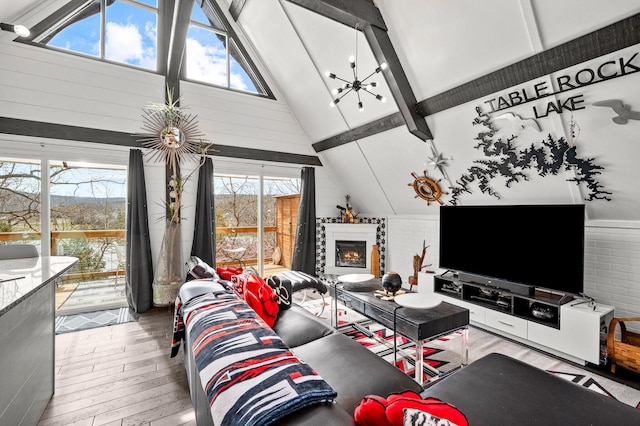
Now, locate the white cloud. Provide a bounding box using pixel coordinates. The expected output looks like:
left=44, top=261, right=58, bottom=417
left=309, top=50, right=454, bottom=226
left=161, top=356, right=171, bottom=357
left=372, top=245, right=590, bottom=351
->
left=186, top=38, right=248, bottom=90
left=186, top=37, right=227, bottom=86
left=105, top=21, right=156, bottom=69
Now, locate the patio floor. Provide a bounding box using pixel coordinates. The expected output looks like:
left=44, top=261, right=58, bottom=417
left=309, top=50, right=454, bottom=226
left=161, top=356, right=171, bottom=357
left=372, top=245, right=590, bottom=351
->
left=55, top=264, right=291, bottom=315
left=56, top=278, right=127, bottom=316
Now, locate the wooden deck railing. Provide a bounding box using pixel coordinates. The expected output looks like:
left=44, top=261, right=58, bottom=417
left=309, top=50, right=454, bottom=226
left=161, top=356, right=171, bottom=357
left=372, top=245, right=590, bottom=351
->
left=0, top=226, right=277, bottom=277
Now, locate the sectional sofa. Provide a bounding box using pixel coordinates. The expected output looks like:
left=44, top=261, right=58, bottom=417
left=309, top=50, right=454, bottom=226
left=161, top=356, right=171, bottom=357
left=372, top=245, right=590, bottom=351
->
left=175, top=275, right=640, bottom=425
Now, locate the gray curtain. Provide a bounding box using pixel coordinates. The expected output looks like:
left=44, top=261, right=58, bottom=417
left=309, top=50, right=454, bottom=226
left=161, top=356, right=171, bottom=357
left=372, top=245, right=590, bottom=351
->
left=291, top=167, right=316, bottom=275
left=125, top=149, right=154, bottom=313
left=191, top=156, right=215, bottom=266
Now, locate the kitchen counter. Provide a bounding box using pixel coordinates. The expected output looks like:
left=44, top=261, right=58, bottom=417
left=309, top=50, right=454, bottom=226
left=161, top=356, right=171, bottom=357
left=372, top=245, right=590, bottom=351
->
left=0, top=255, right=77, bottom=425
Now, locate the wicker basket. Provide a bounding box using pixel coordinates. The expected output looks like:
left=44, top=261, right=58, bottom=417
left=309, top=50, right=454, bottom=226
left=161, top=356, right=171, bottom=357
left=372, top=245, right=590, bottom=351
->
left=607, top=317, right=640, bottom=374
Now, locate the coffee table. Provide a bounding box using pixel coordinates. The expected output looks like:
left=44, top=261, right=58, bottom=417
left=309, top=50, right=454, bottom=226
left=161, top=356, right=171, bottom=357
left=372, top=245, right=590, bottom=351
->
left=329, top=280, right=470, bottom=385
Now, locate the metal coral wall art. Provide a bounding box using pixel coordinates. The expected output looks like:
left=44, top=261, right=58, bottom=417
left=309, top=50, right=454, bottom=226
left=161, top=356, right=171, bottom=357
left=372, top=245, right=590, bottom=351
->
left=449, top=107, right=612, bottom=205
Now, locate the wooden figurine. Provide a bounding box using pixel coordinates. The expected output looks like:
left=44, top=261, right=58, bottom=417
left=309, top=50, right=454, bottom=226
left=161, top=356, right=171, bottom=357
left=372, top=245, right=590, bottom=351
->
left=409, top=240, right=431, bottom=290
left=337, top=195, right=359, bottom=223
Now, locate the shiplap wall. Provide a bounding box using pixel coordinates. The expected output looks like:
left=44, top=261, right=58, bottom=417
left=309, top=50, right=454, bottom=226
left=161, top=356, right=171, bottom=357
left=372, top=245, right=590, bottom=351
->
left=0, top=30, right=344, bottom=269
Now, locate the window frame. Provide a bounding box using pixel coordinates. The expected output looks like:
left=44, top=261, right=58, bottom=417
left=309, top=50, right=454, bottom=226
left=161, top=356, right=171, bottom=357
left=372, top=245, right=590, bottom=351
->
left=18, top=0, right=274, bottom=99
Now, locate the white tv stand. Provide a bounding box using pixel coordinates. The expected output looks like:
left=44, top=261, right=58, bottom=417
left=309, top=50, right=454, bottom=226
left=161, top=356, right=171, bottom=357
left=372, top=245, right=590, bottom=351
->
left=419, top=271, right=614, bottom=365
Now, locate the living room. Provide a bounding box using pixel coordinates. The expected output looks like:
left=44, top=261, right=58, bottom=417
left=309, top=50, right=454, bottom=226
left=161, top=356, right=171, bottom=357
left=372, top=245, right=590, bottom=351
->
left=1, top=0, right=640, bottom=424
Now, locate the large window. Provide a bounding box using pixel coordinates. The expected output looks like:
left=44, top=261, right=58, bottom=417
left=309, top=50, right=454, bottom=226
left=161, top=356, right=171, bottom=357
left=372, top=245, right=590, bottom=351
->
left=49, top=161, right=127, bottom=314
left=214, top=173, right=300, bottom=275
left=0, top=156, right=127, bottom=315
left=27, top=0, right=272, bottom=96
left=185, top=2, right=264, bottom=94
left=0, top=158, right=42, bottom=249
left=36, top=0, right=158, bottom=70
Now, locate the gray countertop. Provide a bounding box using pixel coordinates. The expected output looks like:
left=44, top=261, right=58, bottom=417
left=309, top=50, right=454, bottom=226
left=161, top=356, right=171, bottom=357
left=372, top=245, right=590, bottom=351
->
left=0, top=256, right=78, bottom=315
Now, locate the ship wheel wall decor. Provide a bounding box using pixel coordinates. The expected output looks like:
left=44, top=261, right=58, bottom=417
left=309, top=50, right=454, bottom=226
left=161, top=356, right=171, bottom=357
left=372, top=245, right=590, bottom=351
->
left=409, top=170, right=449, bottom=206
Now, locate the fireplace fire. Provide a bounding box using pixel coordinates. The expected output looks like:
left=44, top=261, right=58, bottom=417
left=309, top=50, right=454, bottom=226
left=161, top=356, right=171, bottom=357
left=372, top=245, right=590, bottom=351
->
left=336, top=240, right=366, bottom=268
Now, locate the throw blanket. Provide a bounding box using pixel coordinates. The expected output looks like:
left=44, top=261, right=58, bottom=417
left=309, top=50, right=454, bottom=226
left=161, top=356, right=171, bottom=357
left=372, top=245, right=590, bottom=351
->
left=172, top=293, right=337, bottom=426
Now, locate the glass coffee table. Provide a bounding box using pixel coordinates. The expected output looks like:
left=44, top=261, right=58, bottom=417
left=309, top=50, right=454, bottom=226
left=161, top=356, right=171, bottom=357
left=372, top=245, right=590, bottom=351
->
left=329, top=279, right=470, bottom=385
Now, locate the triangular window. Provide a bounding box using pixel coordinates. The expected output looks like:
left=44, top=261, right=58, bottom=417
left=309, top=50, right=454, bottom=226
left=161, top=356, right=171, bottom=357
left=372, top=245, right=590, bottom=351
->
left=23, top=0, right=272, bottom=97
left=185, top=1, right=272, bottom=97
left=32, top=0, right=158, bottom=71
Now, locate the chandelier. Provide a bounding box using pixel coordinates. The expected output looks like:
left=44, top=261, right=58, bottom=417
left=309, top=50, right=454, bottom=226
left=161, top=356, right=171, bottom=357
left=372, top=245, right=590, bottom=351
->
left=325, top=23, right=387, bottom=111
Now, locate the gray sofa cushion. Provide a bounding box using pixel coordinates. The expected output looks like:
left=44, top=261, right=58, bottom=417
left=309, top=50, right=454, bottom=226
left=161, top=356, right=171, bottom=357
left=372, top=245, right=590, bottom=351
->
left=421, top=353, right=640, bottom=425
left=272, top=304, right=335, bottom=347
left=292, top=333, right=423, bottom=415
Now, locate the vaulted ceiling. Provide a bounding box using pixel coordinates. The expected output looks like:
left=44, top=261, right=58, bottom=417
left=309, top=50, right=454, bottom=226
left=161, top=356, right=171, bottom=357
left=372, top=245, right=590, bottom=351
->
left=2, top=0, right=640, bottom=220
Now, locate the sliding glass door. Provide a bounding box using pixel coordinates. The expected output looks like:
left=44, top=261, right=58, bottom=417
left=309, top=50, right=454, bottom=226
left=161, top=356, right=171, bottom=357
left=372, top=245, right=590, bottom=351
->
left=0, top=156, right=128, bottom=315
left=49, top=161, right=127, bottom=315
left=214, top=173, right=300, bottom=276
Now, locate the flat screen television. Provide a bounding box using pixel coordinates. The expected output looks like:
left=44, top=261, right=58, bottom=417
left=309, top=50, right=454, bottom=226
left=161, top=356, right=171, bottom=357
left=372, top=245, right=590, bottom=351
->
left=439, top=204, right=585, bottom=296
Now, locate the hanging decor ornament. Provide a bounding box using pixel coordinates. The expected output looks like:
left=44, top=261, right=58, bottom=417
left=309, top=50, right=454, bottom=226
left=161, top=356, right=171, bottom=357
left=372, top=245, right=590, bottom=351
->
left=426, top=151, right=453, bottom=177
left=325, top=23, right=388, bottom=111
left=409, top=170, right=449, bottom=206
left=137, top=87, right=206, bottom=177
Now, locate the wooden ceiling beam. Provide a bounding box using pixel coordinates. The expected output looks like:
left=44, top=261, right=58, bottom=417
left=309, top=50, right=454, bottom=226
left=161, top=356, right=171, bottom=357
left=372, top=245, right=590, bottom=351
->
left=286, top=0, right=386, bottom=30
left=364, top=23, right=432, bottom=141
left=229, top=0, right=247, bottom=21
left=0, top=117, right=322, bottom=166
left=285, top=0, right=431, bottom=141
left=166, top=0, right=195, bottom=97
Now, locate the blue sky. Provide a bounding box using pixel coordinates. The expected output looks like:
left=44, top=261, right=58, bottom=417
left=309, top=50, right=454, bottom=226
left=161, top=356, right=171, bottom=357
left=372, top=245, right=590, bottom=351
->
left=46, top=0, right=256, bottom=92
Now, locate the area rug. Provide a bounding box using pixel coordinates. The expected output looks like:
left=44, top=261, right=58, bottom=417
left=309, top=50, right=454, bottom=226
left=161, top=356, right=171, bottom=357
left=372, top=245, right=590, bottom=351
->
left=55, top=307, right=137, bottom=334
left=299, top=297, right=640, bottom=409
left=342, top=321, right=465, bottom=383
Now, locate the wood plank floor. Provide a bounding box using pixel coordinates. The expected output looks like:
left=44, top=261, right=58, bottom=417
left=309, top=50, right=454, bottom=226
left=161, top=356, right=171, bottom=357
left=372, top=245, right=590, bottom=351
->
left=40, top=308, right=196, bottom=426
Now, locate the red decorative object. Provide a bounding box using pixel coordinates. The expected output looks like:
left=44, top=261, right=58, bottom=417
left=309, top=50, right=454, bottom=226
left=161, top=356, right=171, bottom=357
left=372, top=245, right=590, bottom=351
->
left=354, top=390, right=468, bottom=426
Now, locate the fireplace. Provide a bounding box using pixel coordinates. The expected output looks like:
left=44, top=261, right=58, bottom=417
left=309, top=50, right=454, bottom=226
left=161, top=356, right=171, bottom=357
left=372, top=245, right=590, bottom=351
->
left=324, top=223, right=378, bottom=275
left=336, top=240, right=366, bottom=268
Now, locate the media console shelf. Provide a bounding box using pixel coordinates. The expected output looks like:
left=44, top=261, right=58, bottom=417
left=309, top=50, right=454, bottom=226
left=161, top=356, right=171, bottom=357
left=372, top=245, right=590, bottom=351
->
left=420, top=271, right=614, bottom=366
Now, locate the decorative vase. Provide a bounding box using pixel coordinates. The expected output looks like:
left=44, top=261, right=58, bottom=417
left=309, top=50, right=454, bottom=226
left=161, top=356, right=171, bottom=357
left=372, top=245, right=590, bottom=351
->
left=152, top=221, right=184, bottom=306
left=382, top=272, right=402, bottom=295
left=370, top=245, right=380, bottom=278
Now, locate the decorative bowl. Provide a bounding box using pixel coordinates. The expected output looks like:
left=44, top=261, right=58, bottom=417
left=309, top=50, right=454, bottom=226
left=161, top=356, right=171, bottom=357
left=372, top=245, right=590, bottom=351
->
left=382, top=272, right=403, bottom=295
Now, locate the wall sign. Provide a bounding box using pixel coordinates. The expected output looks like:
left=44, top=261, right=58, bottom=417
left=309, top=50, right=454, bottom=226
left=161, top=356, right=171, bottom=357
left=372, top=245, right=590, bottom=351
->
left=482, top=51, right=640, bottom=118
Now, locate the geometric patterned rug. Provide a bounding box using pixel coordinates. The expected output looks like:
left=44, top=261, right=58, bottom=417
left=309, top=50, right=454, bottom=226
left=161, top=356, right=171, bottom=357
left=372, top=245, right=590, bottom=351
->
left=341, top=321, right=464, bottom=383
left=55, top=307, right=137, bottom=334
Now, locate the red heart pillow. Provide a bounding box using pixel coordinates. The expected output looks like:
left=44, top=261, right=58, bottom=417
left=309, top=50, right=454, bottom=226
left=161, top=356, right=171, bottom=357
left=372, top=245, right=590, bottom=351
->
left=243, top=274, right=279, bottom=327
left=217, top=266, right=243, bottom=281
left=353, top=394, right=391, bottom=426
left=385, top=397, right=468, bottom=426
left=354, top=391, right=467, bottom=426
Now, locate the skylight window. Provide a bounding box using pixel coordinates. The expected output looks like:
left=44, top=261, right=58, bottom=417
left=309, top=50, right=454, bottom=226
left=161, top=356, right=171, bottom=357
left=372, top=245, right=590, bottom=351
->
left=36, top=0, right=158, bottom=71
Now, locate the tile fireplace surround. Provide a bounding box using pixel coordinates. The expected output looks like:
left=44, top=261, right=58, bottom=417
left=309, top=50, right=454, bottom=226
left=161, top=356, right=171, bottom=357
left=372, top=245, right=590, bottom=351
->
left=323, top=223, right=378, bottom=275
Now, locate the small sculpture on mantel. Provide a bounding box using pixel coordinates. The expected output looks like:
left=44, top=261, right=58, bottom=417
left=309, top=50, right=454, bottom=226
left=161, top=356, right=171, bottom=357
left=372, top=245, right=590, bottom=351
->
left=409, top=240, right=432, bottom=290
left=336, top=195, right=359, bottom=223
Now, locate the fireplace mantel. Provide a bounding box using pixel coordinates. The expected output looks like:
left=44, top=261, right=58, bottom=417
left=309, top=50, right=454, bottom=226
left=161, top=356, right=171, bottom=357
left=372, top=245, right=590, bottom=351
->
left=324, top=223, right=378, bottom=275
